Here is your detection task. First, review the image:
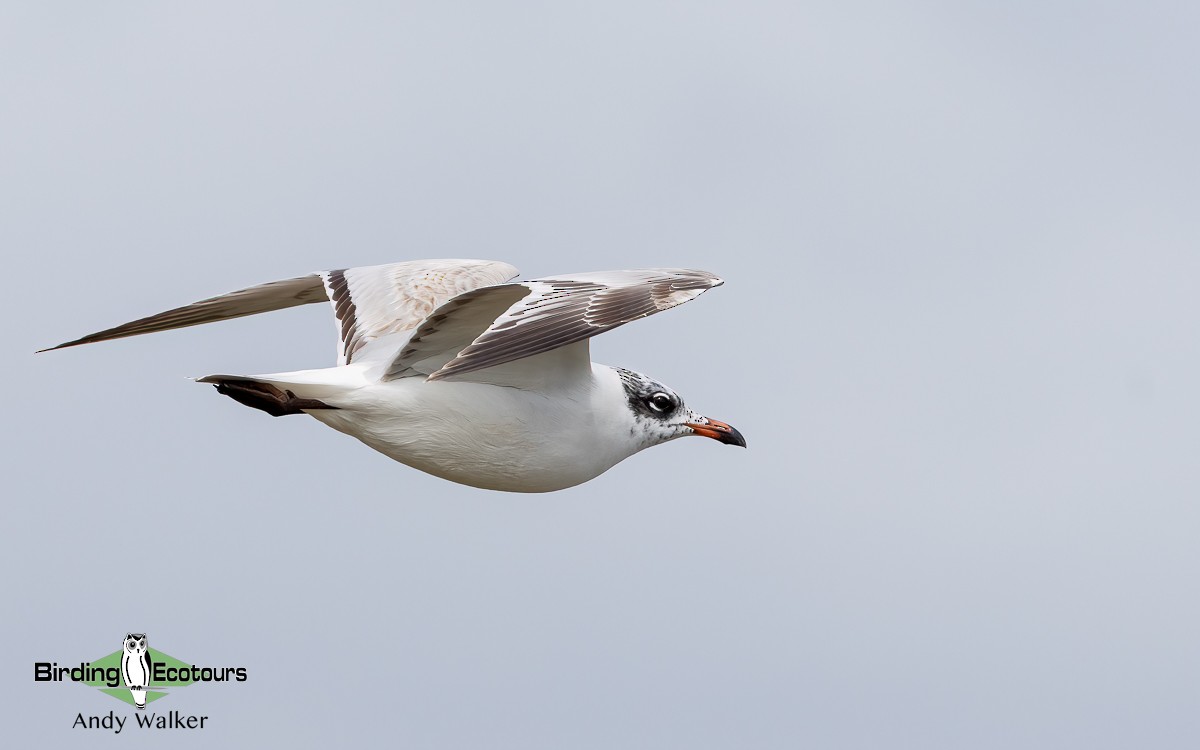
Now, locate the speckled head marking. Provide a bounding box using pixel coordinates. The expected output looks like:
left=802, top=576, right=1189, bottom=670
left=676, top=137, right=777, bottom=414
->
left=616, top=367, right=681, bottom=420
left=614, top=367, right=746, bottom=450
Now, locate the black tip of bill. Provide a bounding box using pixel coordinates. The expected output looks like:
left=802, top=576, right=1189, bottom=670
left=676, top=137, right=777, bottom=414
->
left=686, top=419, right=747, bottom=448
left=721, top=424, right=748, bottom=448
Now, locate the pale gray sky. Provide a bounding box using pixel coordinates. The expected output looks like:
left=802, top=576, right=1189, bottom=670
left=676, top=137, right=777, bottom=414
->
left=3, top=2, right=1199, bottom=748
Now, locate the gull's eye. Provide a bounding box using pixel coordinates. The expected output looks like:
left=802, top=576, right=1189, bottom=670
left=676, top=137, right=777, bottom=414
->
left=646, top=392, right=675, bottom=414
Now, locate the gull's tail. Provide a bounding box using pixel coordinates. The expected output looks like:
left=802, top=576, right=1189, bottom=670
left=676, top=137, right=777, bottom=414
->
left=196, top=368, right=361, bottom=418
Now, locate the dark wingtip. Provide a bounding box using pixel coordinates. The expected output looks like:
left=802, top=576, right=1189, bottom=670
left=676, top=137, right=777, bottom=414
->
left=37, top=335, right=98, bottom=353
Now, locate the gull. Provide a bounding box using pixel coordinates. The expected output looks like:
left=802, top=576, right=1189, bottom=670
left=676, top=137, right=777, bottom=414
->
left=41, top=259, right=745, bottom=492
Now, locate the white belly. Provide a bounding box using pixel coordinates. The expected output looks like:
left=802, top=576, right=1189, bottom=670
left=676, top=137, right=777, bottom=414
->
left=308, top=367, right=636, bottom=492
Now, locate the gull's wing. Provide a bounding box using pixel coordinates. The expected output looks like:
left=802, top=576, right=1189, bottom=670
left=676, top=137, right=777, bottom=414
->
left=385, top=268, right=723, bottom=381
left=38, top=275, right=328, bottom=352
left=40, top=259, right=519, bottom=364
left=321, top=260, right=518, bottom=364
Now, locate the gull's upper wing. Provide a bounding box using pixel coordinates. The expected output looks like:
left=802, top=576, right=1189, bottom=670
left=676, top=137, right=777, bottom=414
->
left=321, top=260, right=518, bottom=364
left=40, top=259, right=519, bottom=364
left=385, top=268, right=723, bottom=381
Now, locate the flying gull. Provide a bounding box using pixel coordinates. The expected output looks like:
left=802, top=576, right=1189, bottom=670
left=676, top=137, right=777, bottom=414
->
left=41, top=259, right=745, bottom=492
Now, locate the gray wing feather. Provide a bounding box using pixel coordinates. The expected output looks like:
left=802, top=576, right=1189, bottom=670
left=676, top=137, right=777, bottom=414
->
left=39, top=275, right=327, bottom=352
left=385, top=268, right=722, bottom=382
left=320, top=259, right=518, bottom=365
left=384, top=284, right=532, bottom=379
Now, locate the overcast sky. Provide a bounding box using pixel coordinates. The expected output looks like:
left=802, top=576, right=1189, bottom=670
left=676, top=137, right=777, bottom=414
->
left=3, top=2, right=1198, bottom=748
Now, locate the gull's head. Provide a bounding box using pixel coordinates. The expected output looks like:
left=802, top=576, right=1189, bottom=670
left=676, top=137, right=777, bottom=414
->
left=613, top=368, right=746, bottom=450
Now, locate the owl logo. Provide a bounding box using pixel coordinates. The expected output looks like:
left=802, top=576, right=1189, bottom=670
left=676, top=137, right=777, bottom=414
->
left=120, top=633, right=152, bottom=710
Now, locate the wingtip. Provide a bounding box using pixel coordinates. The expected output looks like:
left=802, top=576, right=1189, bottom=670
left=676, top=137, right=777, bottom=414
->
left=36, top=334, right=101, bottom=353
left=679, top=269, right=723, bottom=287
